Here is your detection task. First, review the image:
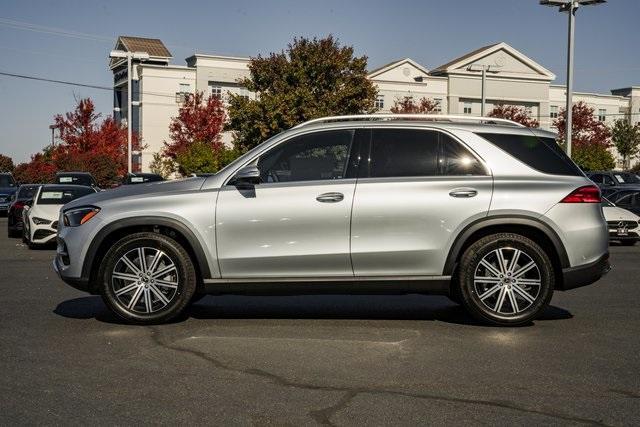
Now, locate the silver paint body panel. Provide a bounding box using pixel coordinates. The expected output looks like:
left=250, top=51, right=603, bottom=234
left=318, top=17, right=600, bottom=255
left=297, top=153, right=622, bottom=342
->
left=55, top=120, right=608, bottom=288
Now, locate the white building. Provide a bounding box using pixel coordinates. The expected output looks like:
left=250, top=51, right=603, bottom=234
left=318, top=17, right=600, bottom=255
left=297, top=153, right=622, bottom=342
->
left=110, top=37, right=639, bottom=171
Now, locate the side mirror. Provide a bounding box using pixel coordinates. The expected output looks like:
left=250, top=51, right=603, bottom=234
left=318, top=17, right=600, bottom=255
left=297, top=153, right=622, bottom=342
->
left=231, top=166, right=261, bottom=187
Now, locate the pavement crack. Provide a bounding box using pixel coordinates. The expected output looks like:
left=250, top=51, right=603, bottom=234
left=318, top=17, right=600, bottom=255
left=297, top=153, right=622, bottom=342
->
left=148, top=327, right=610, bottom=426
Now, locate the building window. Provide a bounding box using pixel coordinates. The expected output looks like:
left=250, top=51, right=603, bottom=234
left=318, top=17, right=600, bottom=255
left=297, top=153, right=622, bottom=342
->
left=463, top=102, right=472, bottom=115
left=550, top=105, right=558, bottom=119
left=434, top=98, right=442, bottom=113
left=176, top=83, right=191, bottom=103
left=374, top=95, right=385, bottom=109
left=598, top=109, right=606, bottom=122
left=209, top=84, right=223, bottom=99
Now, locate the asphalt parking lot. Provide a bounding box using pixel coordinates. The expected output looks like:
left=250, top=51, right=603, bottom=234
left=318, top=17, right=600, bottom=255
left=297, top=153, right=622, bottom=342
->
left=0, top=217, right=638, bottom=426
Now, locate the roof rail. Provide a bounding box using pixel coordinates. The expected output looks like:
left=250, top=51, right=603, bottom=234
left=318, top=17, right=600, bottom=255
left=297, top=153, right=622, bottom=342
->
left=292, top=114, right=526, bottom=129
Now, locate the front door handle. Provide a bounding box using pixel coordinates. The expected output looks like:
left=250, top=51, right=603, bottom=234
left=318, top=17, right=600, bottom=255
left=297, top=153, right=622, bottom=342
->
left=449, top=188, right=478, bottom=198
left=316, top=192, right=344, bottom=203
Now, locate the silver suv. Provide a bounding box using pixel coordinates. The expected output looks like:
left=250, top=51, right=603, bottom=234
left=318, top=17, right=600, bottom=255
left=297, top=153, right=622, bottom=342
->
left=54, top=114, right=610, bottom=326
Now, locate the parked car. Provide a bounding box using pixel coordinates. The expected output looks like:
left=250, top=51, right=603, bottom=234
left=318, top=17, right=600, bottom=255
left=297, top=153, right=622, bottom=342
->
left=605, top=189, right=640, bottom=217
left=54, top=114, right=609, bottom=326
left=601, top=197, right=640, bottom=245
left=23, top=184, right=97, bottom=247
left=0, top=172, right=18, bottom=214
left=55, top=172, right=99, bottom=189
left=586, top=171, right=640, bottom=190
left=122, top=173, right=165, bottom=185
left=7, top=184, right=41, bottom=238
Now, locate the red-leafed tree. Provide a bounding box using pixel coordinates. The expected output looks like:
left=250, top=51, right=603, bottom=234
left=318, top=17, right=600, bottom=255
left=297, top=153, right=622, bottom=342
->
left=13, top=153, right=57, bottom=183
left=164, top=91, right=226, bottom=158
left=390, top=96, right=440, bottom=114
left=488, top=104, right=539, bottom=128
left=553, top=101, right=614, bottom=170
left=14, top=98, right=142, bottom=186
left=0, top=154, right=14, bottom=172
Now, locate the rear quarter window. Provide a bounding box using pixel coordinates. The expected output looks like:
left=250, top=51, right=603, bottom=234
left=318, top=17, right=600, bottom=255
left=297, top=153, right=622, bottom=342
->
left=476, top=132, right=583, bottom=176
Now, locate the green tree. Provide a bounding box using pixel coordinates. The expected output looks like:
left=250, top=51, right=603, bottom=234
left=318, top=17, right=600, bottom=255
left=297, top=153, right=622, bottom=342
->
left=174, top=142, right=238, bottom=176
left=572, top=143, right=616, bottom=171
left=149, top=152, right=176, bottom=179
left=227, top=35, right=377, bottom=151
left=611, top=119, right=640, bottom=169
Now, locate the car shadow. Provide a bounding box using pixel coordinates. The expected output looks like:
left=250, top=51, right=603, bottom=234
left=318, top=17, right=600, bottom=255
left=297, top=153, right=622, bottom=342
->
left=53, top=294, right=573, bottom=327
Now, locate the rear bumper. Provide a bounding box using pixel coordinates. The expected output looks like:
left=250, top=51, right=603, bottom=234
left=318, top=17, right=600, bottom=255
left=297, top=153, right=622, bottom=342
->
left=559, top=253, right=610, bottom=291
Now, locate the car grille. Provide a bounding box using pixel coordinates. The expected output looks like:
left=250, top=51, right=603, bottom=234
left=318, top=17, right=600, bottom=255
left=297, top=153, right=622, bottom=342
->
left=33, top=229, right=56, bottom=240
left=607, top=220, right=639, bottom=230
left=51, top=221, right=58, bottom=230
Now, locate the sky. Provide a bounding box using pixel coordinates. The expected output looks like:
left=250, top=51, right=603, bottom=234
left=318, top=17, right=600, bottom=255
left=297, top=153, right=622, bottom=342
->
left=0, top=0, right=638, bottom=163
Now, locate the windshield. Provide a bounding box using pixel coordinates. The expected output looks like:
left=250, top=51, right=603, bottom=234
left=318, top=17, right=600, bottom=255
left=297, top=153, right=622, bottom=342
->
left=0, top=175, right=16, bottom=187
left=56, top=174, right=95, bottom=186
left=613, top=173, right=640, bottom=184
left=17, top=185, right=40, bottom=199
left=37, top=187, right=95, bottom=205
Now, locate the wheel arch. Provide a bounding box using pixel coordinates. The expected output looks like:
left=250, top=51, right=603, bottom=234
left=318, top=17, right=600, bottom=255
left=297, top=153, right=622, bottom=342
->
left=83, top=216, right=212, bottom=292
left=444, top=216, right=569, bottom=288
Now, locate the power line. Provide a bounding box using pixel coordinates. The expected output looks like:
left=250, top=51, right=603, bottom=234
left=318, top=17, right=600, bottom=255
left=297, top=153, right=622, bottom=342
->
left=0, top=69, right=638, bottom=121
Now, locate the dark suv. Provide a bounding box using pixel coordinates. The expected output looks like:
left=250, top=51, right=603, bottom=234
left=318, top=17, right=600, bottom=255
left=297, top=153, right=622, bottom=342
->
left=7, top=184, right=41, bottom=237
left=0, top=173, right=18, bottom=214
left=587, top=171, right=640, bottom=190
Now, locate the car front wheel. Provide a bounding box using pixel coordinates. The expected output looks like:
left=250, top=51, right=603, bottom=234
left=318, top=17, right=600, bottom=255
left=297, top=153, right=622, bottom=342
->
left=98, top=232, right=197, bottom=324
left=457, top=233, right=554, bottom=326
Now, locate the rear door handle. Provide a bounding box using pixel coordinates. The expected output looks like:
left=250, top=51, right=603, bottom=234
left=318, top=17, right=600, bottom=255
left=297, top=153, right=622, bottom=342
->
left=316, top=192, right=344, bottom=203
left=449, top=188, right=478, bottom=198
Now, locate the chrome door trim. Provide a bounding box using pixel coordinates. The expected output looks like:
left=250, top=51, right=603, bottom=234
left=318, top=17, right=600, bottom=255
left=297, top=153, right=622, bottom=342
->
left=203, top=275, right=451, bottom=284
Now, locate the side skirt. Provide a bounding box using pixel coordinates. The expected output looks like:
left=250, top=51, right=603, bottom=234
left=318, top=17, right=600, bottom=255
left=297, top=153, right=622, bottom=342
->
left=201, top=275, right=452, bottom=296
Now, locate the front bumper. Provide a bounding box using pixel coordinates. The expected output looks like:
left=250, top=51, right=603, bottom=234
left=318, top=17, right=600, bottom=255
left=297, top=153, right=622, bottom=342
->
left=559, top=253, right=610, bottom=291
left=53, top=253, right=92, bottom=293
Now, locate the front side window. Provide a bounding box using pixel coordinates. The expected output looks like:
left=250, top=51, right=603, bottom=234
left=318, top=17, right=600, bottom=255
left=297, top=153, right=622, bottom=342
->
left=37, top=187, right=95, bottom=205
left=257, top=130, right=354, bottom=183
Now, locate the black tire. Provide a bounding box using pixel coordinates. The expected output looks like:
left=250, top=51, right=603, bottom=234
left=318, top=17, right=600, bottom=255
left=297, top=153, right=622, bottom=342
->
left=620, top=240, right=637, bottom=246
left=98, top=232, right=197, bottom=324
left=457, top=233, right=554, bottom=326
left=7, top=228, right=19, bottom=238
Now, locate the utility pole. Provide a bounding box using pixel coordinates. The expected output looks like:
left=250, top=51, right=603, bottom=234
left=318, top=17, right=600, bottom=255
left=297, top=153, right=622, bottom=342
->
left=540, top=0, right=607, bottom=157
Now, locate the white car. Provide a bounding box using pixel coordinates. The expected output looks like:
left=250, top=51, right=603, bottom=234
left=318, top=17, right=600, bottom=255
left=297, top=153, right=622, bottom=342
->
left=602, top=197, right=640, bottom=246
left=23, top=185, right=97, bottom=247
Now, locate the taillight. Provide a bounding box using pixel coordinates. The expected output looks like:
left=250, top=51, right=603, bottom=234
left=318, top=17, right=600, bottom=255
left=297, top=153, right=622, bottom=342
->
left=14, top=201, right=25, bottom=209
left=560, top=185, right=601, bottom=203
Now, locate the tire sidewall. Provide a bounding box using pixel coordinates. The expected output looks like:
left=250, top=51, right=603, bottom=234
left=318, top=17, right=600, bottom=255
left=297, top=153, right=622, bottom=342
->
left=99, top=233, right=196, bottom=324
left=459, top=234, right=554, bottom=326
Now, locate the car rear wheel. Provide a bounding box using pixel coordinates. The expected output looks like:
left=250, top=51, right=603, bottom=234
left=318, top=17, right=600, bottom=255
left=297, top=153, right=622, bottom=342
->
left=98, top=232, right=197, bottom=324
left=457, top=233, right=554, bottom=326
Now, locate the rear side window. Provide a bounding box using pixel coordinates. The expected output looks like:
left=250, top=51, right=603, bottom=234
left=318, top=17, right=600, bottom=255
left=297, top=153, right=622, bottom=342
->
left=369, top=129, right=439, bottom=177
left=477, top=133, right=582, bottom=176
left=367, top=129, right=486, bottom=178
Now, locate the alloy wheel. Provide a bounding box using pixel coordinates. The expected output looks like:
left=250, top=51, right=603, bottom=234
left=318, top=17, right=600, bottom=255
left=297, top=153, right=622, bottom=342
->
left=111, top=247, right=179, bottom=314
left=473, top=247, right=542, bottom=315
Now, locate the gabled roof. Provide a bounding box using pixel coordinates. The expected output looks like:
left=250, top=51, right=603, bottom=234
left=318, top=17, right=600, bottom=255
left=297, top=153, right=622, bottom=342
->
left=430, top=42, right=555, bottom=80
left=118, top=36, right=172, bottom=58
left=368, top=58, right=429, bottom=79
left=110, top=36, right=172, bottom=69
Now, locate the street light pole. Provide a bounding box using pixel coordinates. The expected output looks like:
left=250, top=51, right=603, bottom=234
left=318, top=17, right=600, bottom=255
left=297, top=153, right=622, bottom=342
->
left=565, top=4, right=575, bottom=158
left=467, top=64, right=500, bottom=116
left=109, top=50, right=150, bottom=174
left=540, top=0, right=607, bottom=157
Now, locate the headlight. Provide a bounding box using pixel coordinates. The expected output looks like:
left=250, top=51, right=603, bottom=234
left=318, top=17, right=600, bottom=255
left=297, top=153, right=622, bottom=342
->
left=32, top=217, right=52, bottom=225
left=63, top=207, right=100, bottom=227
